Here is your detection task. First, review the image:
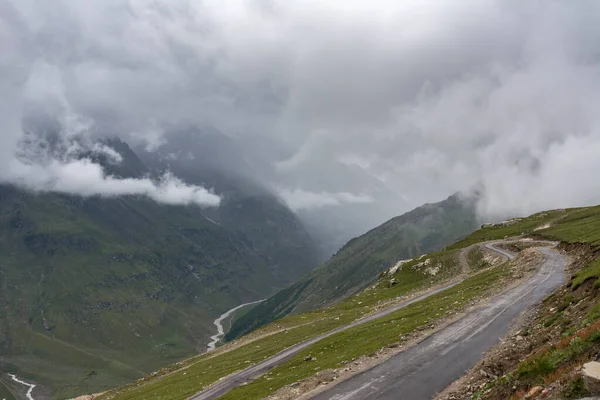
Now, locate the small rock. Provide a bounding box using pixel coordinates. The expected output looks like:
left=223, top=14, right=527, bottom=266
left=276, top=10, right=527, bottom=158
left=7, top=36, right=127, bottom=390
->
left=582, top=361, right=600, bottom=395
left=525, top=386, right=543, bottom=398
left=516, top=335, right=524, bottom=341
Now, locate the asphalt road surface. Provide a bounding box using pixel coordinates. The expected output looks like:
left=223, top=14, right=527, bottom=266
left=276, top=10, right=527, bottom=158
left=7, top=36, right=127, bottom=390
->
left=311, top=244, right=567, bottom=400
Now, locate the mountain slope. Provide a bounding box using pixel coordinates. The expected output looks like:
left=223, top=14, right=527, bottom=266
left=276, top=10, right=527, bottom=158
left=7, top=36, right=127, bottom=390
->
left=0, top=138, right=318, bottom=399
left=226, top=193, right=479, bottom=340
left=96, top=203, right=600, bottom=400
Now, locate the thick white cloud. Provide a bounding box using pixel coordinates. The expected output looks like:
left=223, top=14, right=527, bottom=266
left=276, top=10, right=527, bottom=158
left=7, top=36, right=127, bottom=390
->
left=8, top=157, right=221, bottom=206
left=3, top=0, right=600, bottom=220
left=0, top=34, right=220, bottom=207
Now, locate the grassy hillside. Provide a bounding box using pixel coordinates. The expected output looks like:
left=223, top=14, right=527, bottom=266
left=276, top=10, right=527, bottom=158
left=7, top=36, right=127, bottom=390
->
left=0, top=140, right=318, bottom=399
left=96, top=246, right=474, bottom=400
left=96, top=203, right=600, bottom=400
left=448, top=204, right=600, bottom=292
left=226, top=194, right=479, bottom=340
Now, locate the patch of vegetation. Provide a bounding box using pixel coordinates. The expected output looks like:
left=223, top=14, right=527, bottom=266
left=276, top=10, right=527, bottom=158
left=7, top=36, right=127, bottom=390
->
left=515, top=319, right=600, bottom=390
left=98, top=249, right=468, bottom=400
left=557, top=295, right=574, bottom=312
left=543, top=313, right=560, bottom=327
left=540, top=205, right=600, bottom=246
left=571, top=258, right=600, bottom=289
left=0, top=379, right=16, bottom=400
left=448, top=209, right=568, bottom=249
left=561, top=375, right=590, bottom=399
left=468, top=246, right=490, bottom=270
left=584, top=304, right=600, bottom=326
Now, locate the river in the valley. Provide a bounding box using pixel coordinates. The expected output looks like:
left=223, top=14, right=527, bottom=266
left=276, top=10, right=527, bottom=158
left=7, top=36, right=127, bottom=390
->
left=206, top=299, right=264, bottom=352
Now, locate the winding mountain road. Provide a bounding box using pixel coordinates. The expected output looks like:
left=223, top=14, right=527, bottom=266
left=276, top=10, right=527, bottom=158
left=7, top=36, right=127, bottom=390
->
left=312, top=243, right=567, bottom=400
left=189, top=280, right=466, bottom=400
left=189, top=241, right=566, bottom=400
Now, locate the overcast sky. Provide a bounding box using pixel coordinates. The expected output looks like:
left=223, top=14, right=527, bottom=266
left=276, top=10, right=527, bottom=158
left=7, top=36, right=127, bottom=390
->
left=2, top=0, right=600, bottom=217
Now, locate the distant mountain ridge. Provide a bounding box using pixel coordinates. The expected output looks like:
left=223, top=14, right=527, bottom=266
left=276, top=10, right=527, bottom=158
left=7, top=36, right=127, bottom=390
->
left=226, top=193, right=479, bottom=340
left=0, top=134, right=318, bottom=399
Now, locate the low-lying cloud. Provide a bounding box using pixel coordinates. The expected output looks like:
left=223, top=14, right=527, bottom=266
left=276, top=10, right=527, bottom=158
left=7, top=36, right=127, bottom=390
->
left=278, top=188, right=374, bottom=211
left=0, top=52, right=220, bottom=207
left=9, top=157, right=221, bottom=206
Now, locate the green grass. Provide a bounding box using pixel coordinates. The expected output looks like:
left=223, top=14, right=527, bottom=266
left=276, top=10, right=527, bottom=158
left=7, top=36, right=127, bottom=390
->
left=516, top=335, right=593, bottom=384
left=448, top=209, right=568, bottom=249
left=452, top=204, right=600, bottom=291
left=467, top=246, right=490, bottom=270
left=98, top=250, right=467, bottom=400
left=571, top=258, right=600, bottom=289
left=0, top=379, right=16, bottom=400
left=0, top=182, right=319, bottom=399
left=488, top=294, right=600, bottom=399
left=450, top=204, right=600, bottom=251
left=220, top=265, right=510, bottom=400
left=228, top=194, right=479, bottom=340
left=540, top=205, right=600, bottom=246
left=561, top=375, right=590, bottom=399
left=100, top=203, right=600, bottom=400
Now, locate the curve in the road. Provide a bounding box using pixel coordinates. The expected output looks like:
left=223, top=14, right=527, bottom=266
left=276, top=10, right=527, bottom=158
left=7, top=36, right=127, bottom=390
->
left=188, top=241, right=516, bottom=400
left=311, top=244, right=567, bottom=400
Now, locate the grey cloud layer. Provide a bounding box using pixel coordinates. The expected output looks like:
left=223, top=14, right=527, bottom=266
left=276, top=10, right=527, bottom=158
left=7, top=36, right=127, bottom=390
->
left=2, top=0, right=600, bottom=218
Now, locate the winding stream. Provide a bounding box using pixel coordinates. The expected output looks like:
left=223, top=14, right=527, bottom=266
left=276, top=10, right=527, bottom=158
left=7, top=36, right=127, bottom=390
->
left=8, top=374, right=35, bottom=400
left=206, top=300, right=264, bottom=352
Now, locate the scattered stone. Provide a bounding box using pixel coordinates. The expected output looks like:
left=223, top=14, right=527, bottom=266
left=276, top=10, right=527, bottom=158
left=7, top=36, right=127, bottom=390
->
left=583, top=361, right=600, bottom=395
left=525, top=386, right=543, bottom=398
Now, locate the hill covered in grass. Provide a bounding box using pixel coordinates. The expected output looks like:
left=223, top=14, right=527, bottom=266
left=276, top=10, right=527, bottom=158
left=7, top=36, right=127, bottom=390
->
left=0, top=138, right=318, bottom=399
left=95, top=203, right=600, bottom=400
left=226, top=193, right=479, bottom=341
